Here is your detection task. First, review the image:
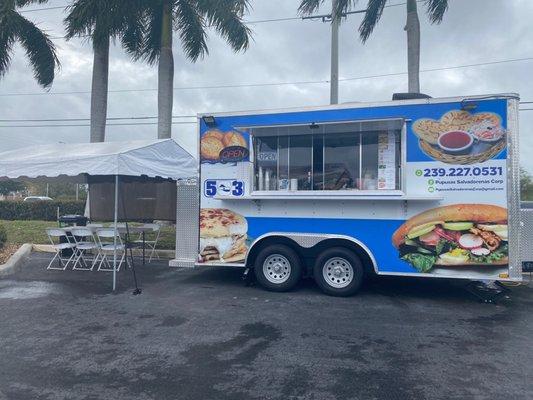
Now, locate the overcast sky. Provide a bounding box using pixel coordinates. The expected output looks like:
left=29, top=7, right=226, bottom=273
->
left=1, top=0, right=532, bottom=172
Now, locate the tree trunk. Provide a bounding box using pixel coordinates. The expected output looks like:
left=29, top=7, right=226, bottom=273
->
left=90, top=35, right=110, bottom=143
left=158, top=1, right=174, bottom=139
left=405, top=0, right=420, bottom=93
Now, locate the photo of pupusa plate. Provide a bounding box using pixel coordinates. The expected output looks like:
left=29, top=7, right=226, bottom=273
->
left=412, top=110, right=506, bottom=165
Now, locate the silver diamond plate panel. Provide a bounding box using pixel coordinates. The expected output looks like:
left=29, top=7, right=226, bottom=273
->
left=507, top=99, right=522, bottom=280
left=520, top=208, right=533, bottom=263
left=287, top=234, right=325, bottom=248
left=171, top=179, right=199, bottom=268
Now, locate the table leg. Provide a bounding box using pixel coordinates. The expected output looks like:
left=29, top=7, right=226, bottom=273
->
left=142, top=231, right=146, bottom=266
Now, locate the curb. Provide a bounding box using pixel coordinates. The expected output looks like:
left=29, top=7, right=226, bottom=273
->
left=0, top=244, right=33, bottom=277
left=30, top=244, right=175, bottom=259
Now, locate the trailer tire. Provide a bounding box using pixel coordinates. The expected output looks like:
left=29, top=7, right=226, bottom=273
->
left=313, top=247, right=364, bottom=297
left=254, top=244, right=302, bottom=292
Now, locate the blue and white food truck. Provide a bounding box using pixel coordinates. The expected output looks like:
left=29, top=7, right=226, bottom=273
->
left=171, top=93, right=522, bottom=296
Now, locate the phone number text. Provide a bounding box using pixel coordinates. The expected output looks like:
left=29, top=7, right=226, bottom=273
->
left=421, top=166, right=504, bottom=177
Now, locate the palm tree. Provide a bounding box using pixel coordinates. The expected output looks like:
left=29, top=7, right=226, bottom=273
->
left=360, top=0, right=449, bottom=93
left=135, top=0, right=252, bottom=139
left=298, top=0, right=449, bottom=93
left=0, top=0, right=60, bottom=88
left=64, top=1, right=144, bottom=142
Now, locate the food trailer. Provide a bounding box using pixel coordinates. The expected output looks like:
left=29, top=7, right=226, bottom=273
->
left=171, top=93, right=522, bottom=296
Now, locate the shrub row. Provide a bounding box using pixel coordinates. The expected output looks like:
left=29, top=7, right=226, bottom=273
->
left=0, top=201, right=85, bottom=221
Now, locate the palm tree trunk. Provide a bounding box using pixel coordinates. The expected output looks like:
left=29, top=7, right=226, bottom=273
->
left=158, top=1, right=174, bottom=139
left=90, top=35, right=110, bottom=143
left=405, top=0, right=420, bottom=93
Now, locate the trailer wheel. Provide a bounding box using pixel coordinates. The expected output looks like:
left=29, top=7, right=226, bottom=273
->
left=313, top=247, right=364, bottom=297
left=254, top=244, right=302, bottom=292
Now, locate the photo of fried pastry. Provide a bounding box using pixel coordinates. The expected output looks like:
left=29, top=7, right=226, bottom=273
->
left=200, top=129, right=248, bottom=163
left=200, top=134, right=225, bottom=161
left=392, top=204, right=508, bottom=274
left=223, top=131, right=248, bottom=148
left=412, top=110, right=506, bottom=164
left=199, top=208, right=248, bottom=263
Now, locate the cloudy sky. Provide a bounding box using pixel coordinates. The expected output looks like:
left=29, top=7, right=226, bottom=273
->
left=1, top=0, right=532, bottom=172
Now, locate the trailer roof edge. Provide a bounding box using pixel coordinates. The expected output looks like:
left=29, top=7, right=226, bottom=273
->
left=197, top=93, right=520, bottom=119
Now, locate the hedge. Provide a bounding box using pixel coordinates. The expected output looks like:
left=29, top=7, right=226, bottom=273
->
left=0, top=224, right=6, bottom=249
left=0, top=201, right=85, bottom=221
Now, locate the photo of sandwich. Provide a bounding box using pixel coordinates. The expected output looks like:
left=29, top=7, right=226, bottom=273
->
left=392, top=204, right=508, bottom=273
left=199, top=208, right=248, bottom=263
left=200, top=129, right=248, bottom=163
left=412, top=110, right=506, bottom=165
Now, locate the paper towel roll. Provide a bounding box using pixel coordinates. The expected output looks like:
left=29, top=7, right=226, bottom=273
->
left=290, top=178, right=298, bottom=191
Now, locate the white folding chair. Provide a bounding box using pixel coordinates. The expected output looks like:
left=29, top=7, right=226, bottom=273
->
left=134, top=223, right=162, bottom=263
left=86, top=223, right=103, bottom=229
left=95, top=228, right=129, bottom=272
left=45, top=228, right=76, bottom=270
left=71, top=228, right=100, bottom=271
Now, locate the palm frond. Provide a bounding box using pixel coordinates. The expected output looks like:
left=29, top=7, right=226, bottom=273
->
left=120, top=7, right=146, bottom=58
left=64, top=0, right=99, bottom=39
left=358, top=0, right=387, bottom=43
left=0, top=11, right=17, bottom=78
left=424, top=0, right=448, bottom=24
left=15, top=0, right=49, bottom=7
left=195, top=0, right=251, bottom=53
left=335, top=0, right=361, bottom=16
left=141, top=1, right=164, bottom=65
left=12, top=12, right=59, bottom=88
left=297, top=0, right=323, bottom=16
left=175, top=0, right=208, bottom=61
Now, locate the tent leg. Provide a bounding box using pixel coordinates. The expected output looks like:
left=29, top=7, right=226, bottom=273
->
left=113, top=175, right=118, bottom=291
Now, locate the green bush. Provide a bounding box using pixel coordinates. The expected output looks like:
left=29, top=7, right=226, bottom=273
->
left=0, top=224, right=6, bottom=249
left=0, top=201, right=85, bottom=221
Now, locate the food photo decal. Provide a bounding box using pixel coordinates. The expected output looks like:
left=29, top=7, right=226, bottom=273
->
left=412, top=110, right=506, bottom=165
left=200, top=129, right=248, bottom=163
left=199, top=208, right=248, bottom=263
left=392, top=204, right=508, bottom=273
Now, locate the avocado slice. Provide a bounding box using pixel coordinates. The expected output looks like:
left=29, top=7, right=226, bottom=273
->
left=442, top=222, right=473, bottom=231
left=407, top=224, right=436, bottom=239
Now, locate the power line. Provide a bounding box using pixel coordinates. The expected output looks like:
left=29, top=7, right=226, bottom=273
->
left=19, top=5, right=66, bottom=13
left=0, top=121, right=196, bottom=129
left=0, top=115, right=195, bottom=123
left=2, top=103, right=531, bottom=123
left=2, top=109, right=531, bottom=129
left=1, top=55, right=532, bottom=97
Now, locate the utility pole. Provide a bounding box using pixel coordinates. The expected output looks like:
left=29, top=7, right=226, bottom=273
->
left=330, top=0, right=340, bottom=105
left=303, top=5, right=367, bottom=105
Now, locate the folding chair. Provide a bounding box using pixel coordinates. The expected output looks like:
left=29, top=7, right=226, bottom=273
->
left=95, top=228, right=129, bottom=272
left=134, top=223, right=162, bottom=263
left=86, top=223, right=103, bottom=229
left=71, top=228, right=100, bottom=271
left=45, top=228, right=77, bottom=270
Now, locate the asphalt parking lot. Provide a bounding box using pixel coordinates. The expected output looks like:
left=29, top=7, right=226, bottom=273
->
left=0, top=252, right=532, bottom=400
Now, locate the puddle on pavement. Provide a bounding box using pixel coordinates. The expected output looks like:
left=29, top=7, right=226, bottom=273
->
left=0, top=281, right=59, bottom=299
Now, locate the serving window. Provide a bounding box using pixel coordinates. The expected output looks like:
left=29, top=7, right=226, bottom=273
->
left=250, top=119, right=403, bottom=193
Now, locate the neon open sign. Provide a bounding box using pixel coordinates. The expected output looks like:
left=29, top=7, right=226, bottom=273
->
left=219, top=146, right=249, bottom=163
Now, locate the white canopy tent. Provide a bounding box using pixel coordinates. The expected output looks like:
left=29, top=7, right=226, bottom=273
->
left=0, top=139, right=197, bottom=290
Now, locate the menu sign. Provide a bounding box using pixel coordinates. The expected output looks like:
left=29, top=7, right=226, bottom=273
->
left=378, top=131, right=397, bottom=190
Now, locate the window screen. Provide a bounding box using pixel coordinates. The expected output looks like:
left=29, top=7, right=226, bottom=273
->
left=251, top=119, right=403, bottom=192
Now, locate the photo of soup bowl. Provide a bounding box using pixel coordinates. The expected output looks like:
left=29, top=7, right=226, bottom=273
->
left=437, top=130, right=474, bottom=155
left=470, top=126, right=505, bottom=143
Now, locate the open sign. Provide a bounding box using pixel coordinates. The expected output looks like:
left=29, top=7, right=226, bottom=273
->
left=219, top=146, right=249, bottom=163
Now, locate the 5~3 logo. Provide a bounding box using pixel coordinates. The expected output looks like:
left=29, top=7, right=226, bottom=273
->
left=204, top=180, right=245, bottom=197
